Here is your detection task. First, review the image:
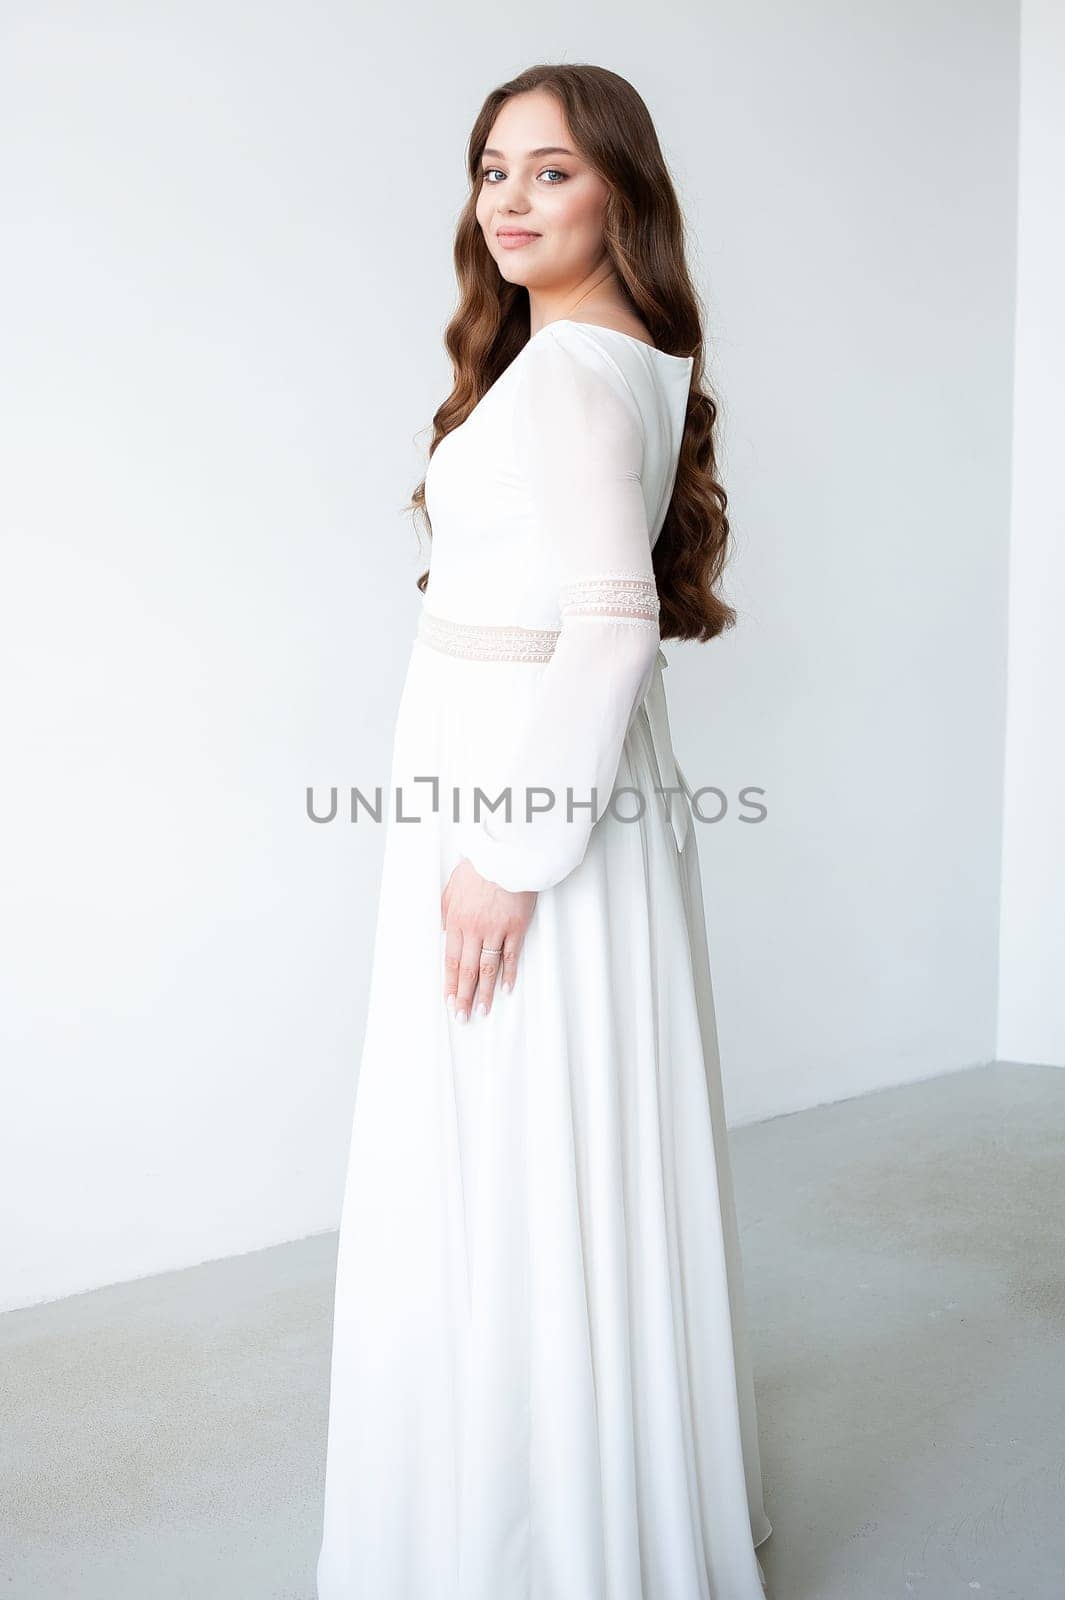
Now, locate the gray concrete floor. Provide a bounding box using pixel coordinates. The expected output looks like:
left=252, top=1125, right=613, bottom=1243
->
left=1, top=1061, right=1062, bottom=1599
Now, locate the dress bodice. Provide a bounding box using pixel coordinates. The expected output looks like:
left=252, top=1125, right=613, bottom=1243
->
left=422, top=319, right=694, bottom=630
left=416, top=318, right=696, bottom=894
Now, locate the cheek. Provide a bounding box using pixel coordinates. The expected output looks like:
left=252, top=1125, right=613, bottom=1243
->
left=547, top=188, right=605, bottom=254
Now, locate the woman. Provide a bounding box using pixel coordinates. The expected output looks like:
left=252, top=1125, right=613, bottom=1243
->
left=317, top=62, right=773, bottom=1600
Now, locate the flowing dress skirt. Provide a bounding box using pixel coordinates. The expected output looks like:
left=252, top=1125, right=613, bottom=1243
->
left=316, top=640, right=772, bottom=1599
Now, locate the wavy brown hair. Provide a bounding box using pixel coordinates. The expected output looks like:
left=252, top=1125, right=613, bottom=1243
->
left=410, top=62, right=736, bottom=644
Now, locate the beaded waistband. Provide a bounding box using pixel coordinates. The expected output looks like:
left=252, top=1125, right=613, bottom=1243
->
left=416, top=610, right=561, bottom=663
left=416, top=575, right=660, bottom=664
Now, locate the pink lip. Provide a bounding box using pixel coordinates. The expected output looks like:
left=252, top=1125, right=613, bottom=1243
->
left=497, top=230, right=541, bottom=249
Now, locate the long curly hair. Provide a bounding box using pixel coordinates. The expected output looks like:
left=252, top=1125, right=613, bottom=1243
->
left=410, top=62, right=736, bottom=645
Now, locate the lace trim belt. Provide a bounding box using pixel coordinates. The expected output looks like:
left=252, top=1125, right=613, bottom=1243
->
left=416, top=575, right=660, bottom=663
left=415, top=578, right=692, bottom=853
left=417, top=611, right=561, bottom=663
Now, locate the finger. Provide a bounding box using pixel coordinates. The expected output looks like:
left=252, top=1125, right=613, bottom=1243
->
left=500, top=932, right=523, bottom=994
left=474, top=934, right=506, bottom=1016
left=454, top=931, right=482, bottom=1024
left=443, top=925, right=463, bottom=1012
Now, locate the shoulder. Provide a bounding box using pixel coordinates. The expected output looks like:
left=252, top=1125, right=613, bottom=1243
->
left=511, top=323, right=647, bottom=477
left=515, top=321, right=644, bottom=429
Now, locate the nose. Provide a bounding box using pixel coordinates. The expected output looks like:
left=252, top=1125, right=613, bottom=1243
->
left=488, top=174, right=530, bottom=214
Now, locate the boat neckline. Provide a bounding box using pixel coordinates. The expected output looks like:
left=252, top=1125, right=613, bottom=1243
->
left=529, top=318, right=694, bottom=367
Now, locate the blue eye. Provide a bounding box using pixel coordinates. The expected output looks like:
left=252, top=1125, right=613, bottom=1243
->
left=480, top=167, right=568, bottom=184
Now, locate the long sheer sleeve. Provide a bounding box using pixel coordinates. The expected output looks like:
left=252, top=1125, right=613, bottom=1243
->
left=455, top=327, right=662, bottom=894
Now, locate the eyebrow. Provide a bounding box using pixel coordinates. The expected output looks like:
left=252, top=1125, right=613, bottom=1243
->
left=481, top=146, right=576, bottom=160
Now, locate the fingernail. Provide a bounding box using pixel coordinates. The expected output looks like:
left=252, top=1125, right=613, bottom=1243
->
left=476, top=1002, right=487, bottom=1017
left=456, top=1009, right=468, bottom=1025
left=501, top=980, right=512, bottom=994
left=446, top=994, right=455, bottom=1013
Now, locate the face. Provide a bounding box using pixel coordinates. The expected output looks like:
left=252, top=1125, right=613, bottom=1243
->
left=475, top=89, right=611, bottom=295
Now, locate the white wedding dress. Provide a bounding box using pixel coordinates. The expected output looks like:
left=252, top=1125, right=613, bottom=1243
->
left=316, top=318, right=773, bottom=1599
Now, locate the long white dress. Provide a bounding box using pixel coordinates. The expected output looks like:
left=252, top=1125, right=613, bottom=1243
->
left=316, top=318, right=773, bottom=1599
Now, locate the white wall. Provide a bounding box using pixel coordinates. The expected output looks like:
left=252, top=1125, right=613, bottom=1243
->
left=671, top=1, right=1019, bottom=1123
left=0, top=1, right=1021, bottom=1312
left=998, top=0, right=1065, bottom=1067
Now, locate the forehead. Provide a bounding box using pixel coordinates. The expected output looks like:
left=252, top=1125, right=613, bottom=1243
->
left=483, top=89, right=572, bottom=157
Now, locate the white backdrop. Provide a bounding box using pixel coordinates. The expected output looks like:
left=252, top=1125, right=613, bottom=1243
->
left=998, top=0, right=1065, bottom=1067
left=0, top=1, right=1031, bottom=1313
